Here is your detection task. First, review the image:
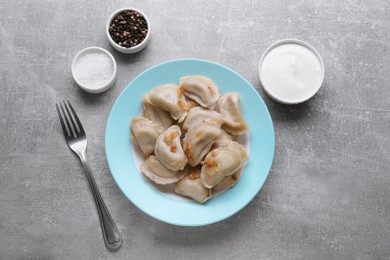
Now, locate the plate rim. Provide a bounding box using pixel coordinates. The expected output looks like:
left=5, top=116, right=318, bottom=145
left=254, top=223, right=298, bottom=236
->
left=105, top=58, right=275, bottom=226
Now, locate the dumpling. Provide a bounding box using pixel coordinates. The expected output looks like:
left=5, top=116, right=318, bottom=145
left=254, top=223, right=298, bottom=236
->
left=130, top=117, right=163, bottom=156
left=212, top=167, right=243, bottom=193
left=201, top=148, right=242, bottom=188
left=215, top=93, right=249, bottom=135
left=140, top=155, right=186, bottom=185
left=142, top=99, right=174, bottom=130
left=179, top=75, right=220, bottom=108
left=154, top=125, right=187, bottom=171
left=201, top=141, right=248, bottom=188
left=182, top=107, right=222, bottom=131
left=175, top=167, right=211, bottom=203
left=144, top=84, right=189, bottom=122
left=212, top=128, right=235, bottom=149
left=182, top=123, right=221, bottom=166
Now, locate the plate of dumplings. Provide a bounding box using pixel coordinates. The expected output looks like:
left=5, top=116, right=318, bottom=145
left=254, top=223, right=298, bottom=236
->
left=105, top=59, right=275, bottom=226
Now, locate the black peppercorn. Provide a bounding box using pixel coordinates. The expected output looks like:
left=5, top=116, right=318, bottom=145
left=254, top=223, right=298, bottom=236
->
left=109, top=10, right=148, bottom=48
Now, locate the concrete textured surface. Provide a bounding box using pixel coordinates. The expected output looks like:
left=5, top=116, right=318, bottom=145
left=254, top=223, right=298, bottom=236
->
left=1, top=0, right=390, bottom=259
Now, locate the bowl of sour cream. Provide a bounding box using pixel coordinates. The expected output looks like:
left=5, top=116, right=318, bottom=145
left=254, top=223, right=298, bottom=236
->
left=259, top=39, right=325, bottom=104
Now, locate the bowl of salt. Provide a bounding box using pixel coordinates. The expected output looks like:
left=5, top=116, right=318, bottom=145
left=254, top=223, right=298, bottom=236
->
left=71, top=47, right=117, bottom=93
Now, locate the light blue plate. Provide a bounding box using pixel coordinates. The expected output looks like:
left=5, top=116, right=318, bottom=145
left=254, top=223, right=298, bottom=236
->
left=105, top=59, right=275, bottom=226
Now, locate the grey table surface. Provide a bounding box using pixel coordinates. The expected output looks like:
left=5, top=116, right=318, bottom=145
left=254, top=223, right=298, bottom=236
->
left=1, top=0, right=390, bottom=259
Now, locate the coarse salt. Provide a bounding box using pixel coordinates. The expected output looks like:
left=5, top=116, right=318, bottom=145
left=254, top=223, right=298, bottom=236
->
left=71, top=47, right=117, bottom=93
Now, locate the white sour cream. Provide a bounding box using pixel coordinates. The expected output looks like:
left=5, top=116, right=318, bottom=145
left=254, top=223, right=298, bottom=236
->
left=260, top=41, right=324, bottom=104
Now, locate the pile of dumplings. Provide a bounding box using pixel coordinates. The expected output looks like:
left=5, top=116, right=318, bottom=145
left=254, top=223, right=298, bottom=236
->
left=131, top=75, right=249, bottom=203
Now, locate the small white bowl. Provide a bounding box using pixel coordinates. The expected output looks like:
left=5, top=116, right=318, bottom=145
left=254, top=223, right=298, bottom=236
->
left=259, top=39, right=325, bottom=104
left=106, top=8, right=151, bottom=54
left=71, top=47, right=117, bottom=93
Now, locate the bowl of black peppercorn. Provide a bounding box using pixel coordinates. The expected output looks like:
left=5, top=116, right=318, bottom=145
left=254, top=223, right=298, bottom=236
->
left=106, top=8, right=151, bottom=54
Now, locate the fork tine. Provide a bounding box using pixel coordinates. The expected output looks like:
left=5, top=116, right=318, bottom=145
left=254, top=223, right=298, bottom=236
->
left=66, top=100, right=85, bottom=135
left=65, top=100, right=80, bottom=134
left=61, top=101, right=77, bottom=138
left=56, top=103, right=71, bottom=137
left=63, top=100, right=79, bottom=137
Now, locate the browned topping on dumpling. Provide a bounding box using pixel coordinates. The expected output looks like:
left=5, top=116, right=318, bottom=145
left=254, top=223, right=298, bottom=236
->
left=170, top=145, right=177, bottom=153
left=186, top=98, right=200, bottom=109
left=178, top=100, right=189, bottom=111
left=163, top=131, right=180, bottom=145
left=177, top=87, right=185, bottom=98
left=189, top=172, right=200, bottom=180
left=208, top=86, right=215, bottom=95
left=204, top=159, right=217, bottom=168
left=183, top=143, right=193, bottom=159
left=188, top=167, right=201, bottom=180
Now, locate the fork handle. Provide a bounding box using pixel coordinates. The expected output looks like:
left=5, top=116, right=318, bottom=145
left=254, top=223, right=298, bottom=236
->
left=79, top=151, right=122, bottom=250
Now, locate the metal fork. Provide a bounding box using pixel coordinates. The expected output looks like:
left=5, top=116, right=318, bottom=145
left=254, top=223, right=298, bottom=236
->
left=56, top=100, right=121, bottom=250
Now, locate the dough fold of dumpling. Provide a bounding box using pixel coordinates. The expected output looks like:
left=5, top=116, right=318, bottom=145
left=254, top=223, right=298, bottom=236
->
left=212, top=128, right=235, bottom=150
left=201, top=140, right=248, bottom=188
left=182, top=123, right=221, bottom=167
left=182, top=107, right=222, bottom=131
left=144, top=84, right=189, bottom=122
left=215, top=93, right=249, bottom=135
left=179, top=75, right=220, bottom=108
left=175, top=167, right=211, bottom=203
left=131, top=117, right=163, bottom=156
left=142, top=99, right=174, bottom=130
left=140, top=155, right=187, bottom=185
left=212, top=167, right=243, bottom=193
